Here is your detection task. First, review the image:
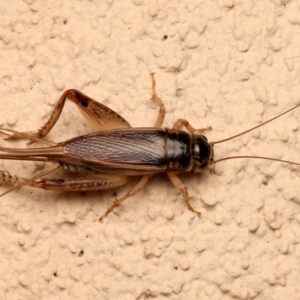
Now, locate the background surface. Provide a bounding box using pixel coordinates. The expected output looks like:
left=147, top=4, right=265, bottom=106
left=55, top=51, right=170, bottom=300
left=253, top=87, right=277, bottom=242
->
left=1, top=0, right=300, bottom=299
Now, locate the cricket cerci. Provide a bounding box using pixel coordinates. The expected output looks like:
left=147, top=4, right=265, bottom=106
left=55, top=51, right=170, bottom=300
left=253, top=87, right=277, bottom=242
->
left=0, top=74, right=299, bottom=221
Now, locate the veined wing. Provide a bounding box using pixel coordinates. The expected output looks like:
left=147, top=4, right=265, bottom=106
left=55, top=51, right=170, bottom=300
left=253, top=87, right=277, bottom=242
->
left=61, top=128, right=169, bottom=174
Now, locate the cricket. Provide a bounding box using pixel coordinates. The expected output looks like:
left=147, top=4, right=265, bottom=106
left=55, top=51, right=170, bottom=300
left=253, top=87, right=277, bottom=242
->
left=0, top=73, right=300, bottom=222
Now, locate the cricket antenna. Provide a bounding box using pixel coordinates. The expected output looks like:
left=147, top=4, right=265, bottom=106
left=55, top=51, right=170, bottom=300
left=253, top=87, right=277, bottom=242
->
left=209, top=102, right=300, bottom=167
left=211, top=102, right=300, bottom=145
left=210, top=156, right=300, bottom=167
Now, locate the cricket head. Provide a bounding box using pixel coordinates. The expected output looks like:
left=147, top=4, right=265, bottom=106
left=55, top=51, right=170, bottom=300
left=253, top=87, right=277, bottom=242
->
left=191, top=135, right=214, bottom=172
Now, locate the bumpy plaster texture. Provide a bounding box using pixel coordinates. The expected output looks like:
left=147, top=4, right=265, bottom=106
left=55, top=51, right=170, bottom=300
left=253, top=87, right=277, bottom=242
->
left=1, top=0, right=300, bottom=299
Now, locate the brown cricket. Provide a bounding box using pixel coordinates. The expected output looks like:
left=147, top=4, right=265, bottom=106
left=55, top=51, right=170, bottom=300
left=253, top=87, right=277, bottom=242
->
left=0, top=73, right=299, bottom=221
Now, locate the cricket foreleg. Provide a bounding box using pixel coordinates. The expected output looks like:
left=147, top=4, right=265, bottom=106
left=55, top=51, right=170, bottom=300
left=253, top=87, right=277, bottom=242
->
left=99, top=175, right=152, bottom=222
left=172, top=119, right=212, bottom=133
left=150, top=73, right=166, bottom=128
left=167, top=172, right=201, bottom=217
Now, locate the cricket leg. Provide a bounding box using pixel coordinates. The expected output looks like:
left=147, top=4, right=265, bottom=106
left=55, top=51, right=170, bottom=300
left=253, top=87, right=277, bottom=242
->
left=31, top=173, right=129, bottom=192
left=99, top=175, right=152, bottom=222
left=0, top=170, right=29, bottom=187
left=4, top=90, right=73, bottom=144
left=4, top=89, right=131, bottom=145
left=172, top=119, right=212, bottom=133
left=0, top=164, right=60, bottom=197
left=167, top=172, right=201, bottom=216
left=0, top=128, right=57, bottom=146
left=150, top=73, right=166, bottom=128
left=0, top=169, right=129, bottom=196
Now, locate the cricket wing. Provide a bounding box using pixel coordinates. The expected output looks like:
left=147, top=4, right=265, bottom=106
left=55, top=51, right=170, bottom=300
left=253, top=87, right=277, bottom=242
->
left=62, top=129, right=169, bottom=175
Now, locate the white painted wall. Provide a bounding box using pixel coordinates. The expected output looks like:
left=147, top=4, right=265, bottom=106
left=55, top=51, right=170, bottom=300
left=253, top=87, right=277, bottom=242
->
left=1, top=0, right=300, bottom=299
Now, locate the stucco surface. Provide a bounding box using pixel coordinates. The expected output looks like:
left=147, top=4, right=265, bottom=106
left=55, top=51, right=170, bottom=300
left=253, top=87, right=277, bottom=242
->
left=1, top=0, right=300, bottom=299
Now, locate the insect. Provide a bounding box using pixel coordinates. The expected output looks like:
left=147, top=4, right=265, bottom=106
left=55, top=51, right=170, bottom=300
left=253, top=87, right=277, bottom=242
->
left=0, top=73, right=300, bottom=222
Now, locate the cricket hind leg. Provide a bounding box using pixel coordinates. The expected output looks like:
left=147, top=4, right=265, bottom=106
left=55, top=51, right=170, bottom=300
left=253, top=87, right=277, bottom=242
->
left=0, top=170, right=28, bottom=187
left=0, top=128, right=57, bottom=147
left=0, top=167, right=129, bottom=200
left=99, top=175, right=152, bottom=222
left=4, top=90, right=73, bottom=144
left=0, top=164, right=60, bottom=197
left=4, top=89, right=131, bottom=145
left=5, top=73, right=165, bottom=143
left=31, top=173, right=149, bottom=222
left=167, top=172, right=201, bottom=217
left=33, top=174, right=129, bottom=192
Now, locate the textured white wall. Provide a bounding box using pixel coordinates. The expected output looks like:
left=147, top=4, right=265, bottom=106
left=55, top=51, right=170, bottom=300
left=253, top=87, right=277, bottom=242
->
left=1, top=0, right=300, bottom=299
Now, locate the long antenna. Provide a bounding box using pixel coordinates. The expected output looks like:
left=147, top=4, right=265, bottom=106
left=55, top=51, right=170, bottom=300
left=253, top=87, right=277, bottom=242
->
left=211, top=156, right=300, bottom=166
left=211, top=102, right=300, bottom=145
